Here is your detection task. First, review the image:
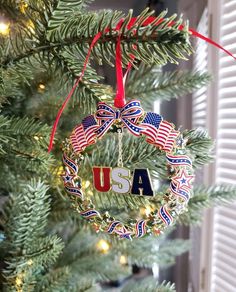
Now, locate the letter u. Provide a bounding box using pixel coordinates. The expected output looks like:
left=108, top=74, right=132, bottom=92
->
left=92, top=167, right=111, bottom=192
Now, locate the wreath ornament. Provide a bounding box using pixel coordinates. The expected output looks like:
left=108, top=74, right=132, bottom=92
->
left=61, top=99, right=194, bottom=240
left=46, top=14, right=236, bottom=240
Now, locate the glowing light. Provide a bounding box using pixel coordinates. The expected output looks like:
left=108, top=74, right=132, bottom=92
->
left=27, top=20, right=35, bottom=33
left=87, top=190, right=93, bottom=196
left=145, top=205, right=152, bottom=216
left=15, top=277, right=22, bottom=286
left=140, top=205, right=152, bottom=216
left=96, top=239, right=110, bottom=253
left=82, top=180, right=90, bottom=189
left=20, top=1, right=28, bottom=14
left=38, top=83, right=45, bottom=90
left=56, top=166, right=64, bottom=176
left=0, top=22, right=10, bottom=36
left=33, top=135, right=39, bottom=141
left=119, top=255, right=127, bottom=265
left=27, top=259, right=33, bottom=266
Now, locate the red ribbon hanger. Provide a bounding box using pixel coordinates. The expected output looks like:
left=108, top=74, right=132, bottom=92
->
left=48, top=16, right=236, bottom=153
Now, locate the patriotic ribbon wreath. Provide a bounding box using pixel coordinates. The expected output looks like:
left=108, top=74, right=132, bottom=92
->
left=61, top=99, right=194, bottom=240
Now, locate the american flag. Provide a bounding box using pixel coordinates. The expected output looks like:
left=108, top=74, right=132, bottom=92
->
left=140, top=112, right=162, bottom=141
left=82, top=115, right=98, bottom=143
left=162, top=130, right=179, bottom=152
left=70, top=115, right=98, bottom=153
left=141, top=113, right=178, bottom=151
left=153, top=120, right=173, bottom=148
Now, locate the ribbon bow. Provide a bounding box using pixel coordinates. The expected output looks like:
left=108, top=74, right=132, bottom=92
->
left=95, top=100, right=144, bottom=138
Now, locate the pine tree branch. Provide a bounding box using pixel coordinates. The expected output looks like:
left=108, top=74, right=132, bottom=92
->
left=3, top=180, right=50, bottom=250
left=178, top=185, right=236, bottom=225
left=126, top=65, right=211, bottom=102
left=36, top=267, right=95, bottom=292
left=36, top=267, right=70, bottom=292
left=2, top=179, right=64, bottom=291
left=117, top=237, right=190, bottom=268
left=184, top=128, right=214, bottom=168
left=1, top=9, right=192, bottom=69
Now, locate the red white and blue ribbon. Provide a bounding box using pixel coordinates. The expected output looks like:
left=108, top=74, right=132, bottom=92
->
left=166, top=154, right=192, bottom=167
left=135, top=219, right=147, bottom=238
left=65, top=185, right=83, bottom=199
left=62, top=153, right=78, bottom=174
left=159, top=206, right=173, bottom=225
left=95, top=100, right=144, bottom=138
left=80, top=209, right=100, bottom=219
left=170, top=182, right=190, bottom=202
left=107, top=220, right=122, bottom=234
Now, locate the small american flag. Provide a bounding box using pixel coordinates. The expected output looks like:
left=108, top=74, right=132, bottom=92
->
left=140, top=112, right=162, bottom=141
left=82, top=115, right=98, bottom=144
left=154, top=120, right=173, bottom=148
left=162, top=130, right=179, bottom=152
left=141, top=113, right=179, bottom=151
left=70, top=115, right=98, bottom=153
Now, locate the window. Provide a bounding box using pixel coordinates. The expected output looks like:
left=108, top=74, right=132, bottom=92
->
left=211, top=0, right=236, bottom=291
left=200, top=1, right=236, bottom=291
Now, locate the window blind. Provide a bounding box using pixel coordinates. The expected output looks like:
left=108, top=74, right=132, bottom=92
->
left=210, top=0, right=236, bottom=291
left=190, top=9, right=209, bottom=292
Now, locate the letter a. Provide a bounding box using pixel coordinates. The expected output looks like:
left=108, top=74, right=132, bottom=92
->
left=131, top=169, right=154, bottom=196
left=93, top=167, right=111, bottom=192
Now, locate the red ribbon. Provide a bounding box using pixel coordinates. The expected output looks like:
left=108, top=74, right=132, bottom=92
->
left=48, top=16, right=236, bottom=152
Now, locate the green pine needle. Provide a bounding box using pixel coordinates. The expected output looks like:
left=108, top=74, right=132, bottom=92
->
left=127, top=65, right=211, bottom=102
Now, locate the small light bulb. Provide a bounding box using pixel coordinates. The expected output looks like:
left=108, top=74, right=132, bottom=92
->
left=33, top=135, right=39, bottom=141
left=145, top=205, right=152, bottom=216
left=27, top=259, right=33, bottom=266
left=38, top=83, right=45, bottom=90
left=0, top=22, right=10, bottom=36
left=57, top=166, right=64, bottom=175
left=140, top=205, right=152, bottom=216
left=87, top=190, right=93, bottom=196
left=119, top=255, right=127, bottom=265
left=96, top=239, right=110, bottom=253
left=27, top=20, right=35, bottom=33
left=15, top=277, right=22, bottom=286
left=20, top=1, right=28, bottom=13
left=82, top=180, right=91, bottom=190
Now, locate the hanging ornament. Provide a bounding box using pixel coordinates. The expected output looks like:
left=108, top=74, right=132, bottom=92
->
left=61, top=101, right=194, bottom=240
left=48, top=13, right=236, bottom=239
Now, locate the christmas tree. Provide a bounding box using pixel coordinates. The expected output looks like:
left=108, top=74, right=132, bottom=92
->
left=0, top=1, right=236, bottom=291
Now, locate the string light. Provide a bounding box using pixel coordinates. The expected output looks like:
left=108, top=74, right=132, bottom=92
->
left=56, top=166, right=64, bottom=176
left=119, top=255, right=127, bottom=265
left=140, top=205, right=152, bottom=216
left=38, top=83, right=45, bottom=92
left=27, top=259, right=33, bottom=266
left=96, top=239, right=110, bottom=253
left=87, top=190, right=93, bottom=196
left=15, top=277, right=22, bottom=286
left=27, top=20, right=35, bottom=33
left=0, top=22, right=10, bottom=36
left=82, top=180, right=90, bottom=189
left=19, top=1, right=28, bottom=14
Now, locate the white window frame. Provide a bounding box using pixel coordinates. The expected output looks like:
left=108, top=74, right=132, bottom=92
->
left=199, top=0, right=236, bottom=291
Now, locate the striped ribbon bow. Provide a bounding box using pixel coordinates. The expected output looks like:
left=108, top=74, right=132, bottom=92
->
left=95, top=100, right=144, bottom=138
